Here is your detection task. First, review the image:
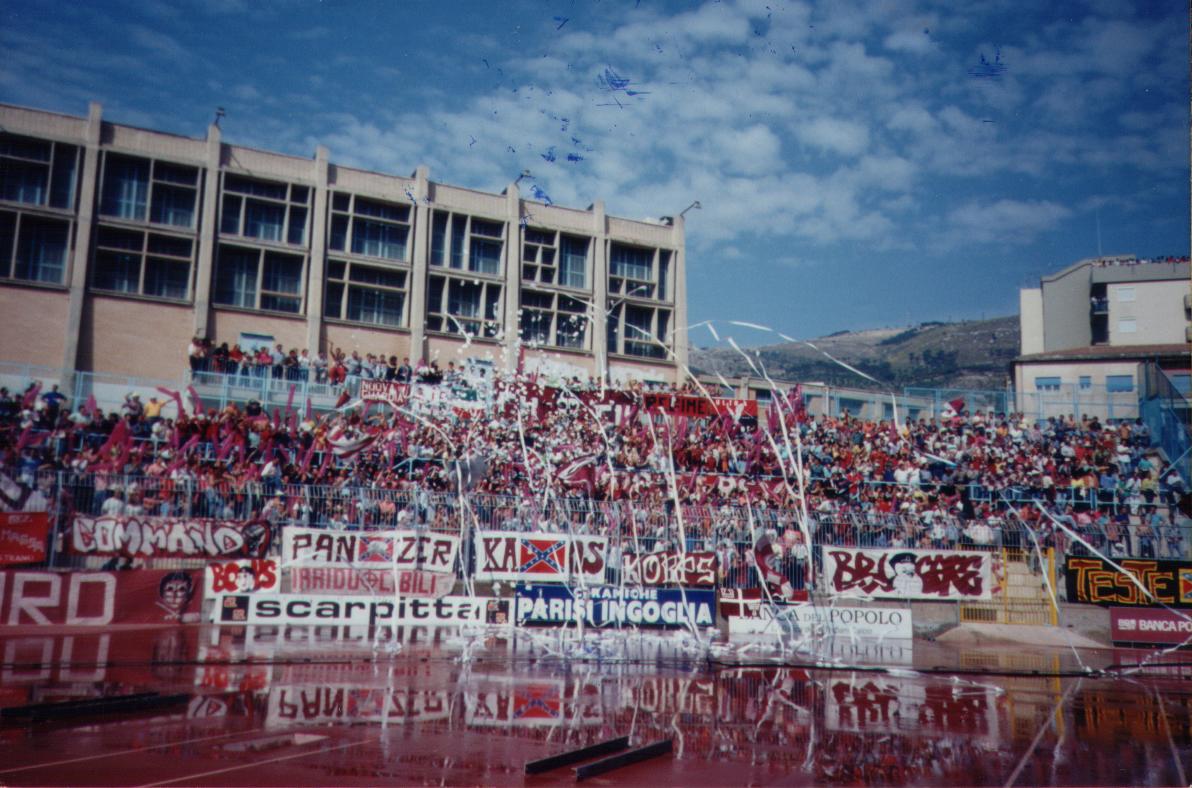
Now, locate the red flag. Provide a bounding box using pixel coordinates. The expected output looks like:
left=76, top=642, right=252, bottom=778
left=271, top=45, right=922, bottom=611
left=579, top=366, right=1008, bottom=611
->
left=156, top=386, right=186, bottom=418
left=83, top=393, right=99, bottom=420
left=335, top=390, right=352, bottom=409
left=947, top=397, right=965, bottom=414
left=186, top=385, right=204, bottom=416
left=21, top=382, right=42, bottom=409
left=305, top=398, right=313, bottom=420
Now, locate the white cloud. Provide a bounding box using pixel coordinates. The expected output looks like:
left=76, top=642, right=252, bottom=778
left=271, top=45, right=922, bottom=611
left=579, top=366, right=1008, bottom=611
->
left=945, top=199, right=1072, bottom=245
left=793, top=117, right=870, bottom=157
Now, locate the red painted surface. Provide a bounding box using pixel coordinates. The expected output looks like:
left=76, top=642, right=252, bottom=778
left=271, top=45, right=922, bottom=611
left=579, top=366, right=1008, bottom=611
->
left=0, top=627, right=1189, bottom=786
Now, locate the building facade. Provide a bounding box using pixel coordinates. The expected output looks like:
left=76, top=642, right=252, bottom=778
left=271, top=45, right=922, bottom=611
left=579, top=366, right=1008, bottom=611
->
left=0, top=101, right=689, bottom=389
left=1015, top=255, right=1191, bottom=421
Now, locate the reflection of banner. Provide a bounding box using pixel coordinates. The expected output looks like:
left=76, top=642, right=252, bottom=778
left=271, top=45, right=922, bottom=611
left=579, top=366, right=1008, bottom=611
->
left=281, top=527, right=459, bottom=574
left=267, top=684, right=451, bottom=727
left=624, top=677, right=717, bottom=717
left=823, top=548, right=992, bottom=600
left=473, top=531, right=607, bottom=583
left=1, top=629, right=199, bottom=693
left=726, top=604, right=912, bottom=639
left=0, top=569, right=203, bottom=625
left=70, top=515, right=270, bottom=559
left=624, top=550, right=717, bottom=586
left=1110, top=608, right=1192, bottom=645
left=289, top=567, right=453, bottom=598
left=0, top=512, right=49, bottom=566
left=204, top=559, right=279, bottom=597
left=1065, top=557, right=1192, bottom=608
left=464, top=678, right=590, bottom=728
left=210, top=593, right=509, bottom=627
left=514, top=585, right=715, bottom=628
left=826, top=676, right=999, bottom=741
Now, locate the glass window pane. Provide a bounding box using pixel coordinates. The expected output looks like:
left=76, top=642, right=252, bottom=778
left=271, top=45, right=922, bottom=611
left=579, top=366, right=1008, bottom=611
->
left=96, top=226, right=144, bottom=251
left=329, top=214, right=348, bottom=251
left=471, top=219, right=503, bottom=238
left=214, top=247, right=258, bottom=308
left=287, top=205, right=307, bottom=245
left=0, top=211, right=14, bottom=278
left=355, top=197, right=406, bottom=222
left=147, top=234, right=192, bottom=258
left=93, top=250, right=141, bottom=293
left=610, top=244, right=652, bottom=281
left=351, top=218, right=407, bottom=260
left=262, top=252, right=302, bottom=294
left=1106, top=375, right=1134, bottom=393
left=150, top=184, right=195, bottom=227
left=220, top=195, right=242, bottom=234
left=469, top=238, right=502, bottom=275
left=0, top=159, right=48, bottom=205
left=289, top=185, right=309, bottom=204
left=448, top=279, right=480, bottom=317
left=347, top=286, right=404, bottom=326
left=260, top=294, right=300, bottom=313
left=14, top=216, right=68, bottom=284
left=348, top=264, right=404, bottom=289
left=332, top=192, right=350, bottom=212
left=244, top=200, right=285, bottom=241
left=427, top=276, right=444, bottom=313
left=153, top=162, right=198, bottom=186
left=49, top=145, right=78, bottom=209
left=0, top=135, right=51, bottom=161
left=100, top=155, right=149, bottom=221
left=144, top=257, right=189, bottom=299
left=324, top=281, right=344, bottom=318
left=327, top=260, right=346, bottom=280
left=224, top=174, right=287, bottom=200
left=430, top=212, right=447, bottom=266
left=450, top=216, right=467, bottom=269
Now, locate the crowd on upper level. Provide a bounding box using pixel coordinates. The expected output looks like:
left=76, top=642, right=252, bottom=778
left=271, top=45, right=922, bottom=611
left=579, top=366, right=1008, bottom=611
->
left=2, top=347, right=1187, bottom=559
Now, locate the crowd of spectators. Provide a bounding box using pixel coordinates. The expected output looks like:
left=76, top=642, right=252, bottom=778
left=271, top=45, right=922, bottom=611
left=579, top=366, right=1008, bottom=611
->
left=1, top=347, right=1188, bottom=561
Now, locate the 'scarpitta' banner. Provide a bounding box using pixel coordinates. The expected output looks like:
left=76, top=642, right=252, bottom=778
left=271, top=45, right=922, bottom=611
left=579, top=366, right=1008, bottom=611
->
left=281, top=527, right=459, bottom=574
left=0, top=569, right=203, bottom=625
left=210, top=593, right=510, bottom=627
left=290, top=567, right=454, bottom=598
left=725, top=603, right=913, bottom=639
left=623, top=550, right=717, bottom=587
left=70, top=515, right=271, bottom=560
left=513, top=584, right=715, bottom=628
left=0, top=512, right=50, bottom=566
left=473, top=531, right=607, bottom=583
left=1065, top=556, right=1192, bottom=608
left=204, top=559, right=280, bottom=598
left=1110, top=607, right=1192, bottom=645
left=822, top=548, right=993, bottom=600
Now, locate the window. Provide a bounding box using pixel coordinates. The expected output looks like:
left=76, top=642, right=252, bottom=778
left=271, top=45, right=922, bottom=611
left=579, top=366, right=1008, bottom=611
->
left=221, top=174, right=309, bottom=246
left=1116, top=286, right=1135, bottom=302
left=522, top=229, right=589, bottom=289
left=429, top=211, right=504, bottom=276
left=328, top=193, right=411, bottom=262
left=1106, top=375, right=1134, bottom=393
left=1117, top=319, right=1137, bottom=334
left=0, top=134, right=79, bottom=210
left=1079, top=376, right=1092, bottom=390
left=608, top=300, right=670, bottom=359
left=214, top=244, right=304, bottom=313
left=609, top=242, right=674, bottom=301
left=426, top=273, right=502, bottom=337
left=1034, top=376, right=1061, bottom=391
left=0, top=210, right=69, bottom=284
left=91, top=226, right=193, bottom=299
left=519, top=289, right=588, bottom=349
left=325, top=260, right=406, bottom=328
left=99, top=155, right=199, bottom=228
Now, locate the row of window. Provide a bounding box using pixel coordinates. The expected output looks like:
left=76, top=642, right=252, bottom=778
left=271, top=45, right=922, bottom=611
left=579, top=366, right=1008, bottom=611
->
left=1034, top=375, right=1135, bottom=393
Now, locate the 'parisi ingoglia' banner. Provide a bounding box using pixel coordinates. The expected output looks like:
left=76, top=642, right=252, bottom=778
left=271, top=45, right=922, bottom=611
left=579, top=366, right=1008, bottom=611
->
left=513, top=585, right=715, bottom=628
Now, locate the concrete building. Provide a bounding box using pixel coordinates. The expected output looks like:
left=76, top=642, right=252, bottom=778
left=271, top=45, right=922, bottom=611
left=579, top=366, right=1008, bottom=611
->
left=0, top=101, right=690, bottom=391
left=1015, top=255, right=1190, bottom=421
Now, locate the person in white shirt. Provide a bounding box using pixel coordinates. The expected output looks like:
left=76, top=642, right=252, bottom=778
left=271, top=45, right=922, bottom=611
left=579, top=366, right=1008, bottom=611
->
left=101, top=488, right=126, bottom=517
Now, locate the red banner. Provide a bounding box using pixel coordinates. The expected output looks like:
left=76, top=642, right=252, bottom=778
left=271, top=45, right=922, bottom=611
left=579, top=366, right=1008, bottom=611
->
left=69, top=515, right=271, bottom=560
left=0, top=512, right=49, bottom=566
left=1110, top=607, right=1192, bottom=646
left=624, top=551, right=717, bottom=587
left=0, top=569, right=204, bottom=626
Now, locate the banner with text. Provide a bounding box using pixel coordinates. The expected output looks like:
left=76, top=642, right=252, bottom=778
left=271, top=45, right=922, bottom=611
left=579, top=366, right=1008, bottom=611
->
left=289, top=567, right=453, bottom=598
left=204, top=559, right=280, bottom=598
left=726, top=603, right=913, bottom=639
left=70, top=515, right=271, bottom=560
left=513, top=584, right=716, bottom=629
left=624, top=550, right=717, bottom=587
left=1065, top=557, right=1192, bottom=608
left=473, top=531, right=607, bottom=583
left=210, top=593, right=510, bottom=628
left=0, top=569, right=204, bottom=626
left=822, top=548, right=993, bottom=601
left=281, top=527, right=459, bottom=574
left=1110, top=608, right=1192, bottom=646
left=0, top=512, right=50, bottom=566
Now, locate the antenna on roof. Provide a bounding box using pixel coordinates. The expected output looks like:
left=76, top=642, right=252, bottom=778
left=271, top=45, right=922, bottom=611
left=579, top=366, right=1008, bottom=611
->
left=213, top=107, right=226, bottom=128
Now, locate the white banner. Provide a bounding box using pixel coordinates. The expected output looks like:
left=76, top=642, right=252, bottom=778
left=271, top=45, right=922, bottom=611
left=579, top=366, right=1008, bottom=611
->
left=821, top=548, right=993, bottom=601
left=473, top=531, right=607, bottom=583
left=289, top=567, right=453, bottom=598
left=267, top=684, right=451, bottom=727
left=281, top=527, right=459, bottom=574
left=726, top=604, right=912, bottom=639
left=825, top=675, right=1000, bottom=742
left=463, top=678, right=603, bottom=728
left=209, top=593, right=510, bottom=628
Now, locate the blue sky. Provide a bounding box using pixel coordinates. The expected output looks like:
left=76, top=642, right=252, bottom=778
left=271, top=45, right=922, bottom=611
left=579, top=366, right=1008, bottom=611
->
left=1, top=0, right=1187, bottom=346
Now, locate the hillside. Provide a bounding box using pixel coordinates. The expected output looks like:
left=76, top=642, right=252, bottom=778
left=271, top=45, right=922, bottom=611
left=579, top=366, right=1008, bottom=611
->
left=690, top=316, right=1020, bottom=391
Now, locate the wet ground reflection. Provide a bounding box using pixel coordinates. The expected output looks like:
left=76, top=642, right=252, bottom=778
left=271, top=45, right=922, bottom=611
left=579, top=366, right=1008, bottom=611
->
left=1, top=626, right=1189, bottom=786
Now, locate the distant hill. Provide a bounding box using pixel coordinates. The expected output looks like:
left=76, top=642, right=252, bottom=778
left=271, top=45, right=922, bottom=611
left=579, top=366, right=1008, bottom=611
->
left=690, top=316, right=1020, bottom=391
